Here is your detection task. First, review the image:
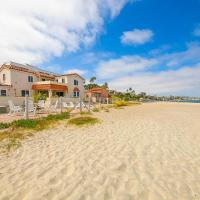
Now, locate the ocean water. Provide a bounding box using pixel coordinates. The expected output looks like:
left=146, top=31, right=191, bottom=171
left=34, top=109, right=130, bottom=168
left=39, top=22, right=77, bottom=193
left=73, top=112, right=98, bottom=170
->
left=176, top=100, right=200, bottom=103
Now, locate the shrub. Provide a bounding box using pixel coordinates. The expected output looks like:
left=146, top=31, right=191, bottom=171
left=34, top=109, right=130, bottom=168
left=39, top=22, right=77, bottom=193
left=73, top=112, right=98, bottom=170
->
left=13, top=119, right=39, bottom=129
left=45, top=112, right=69, bottom=121
left=114, top=101, right=128, bottom=107
left=92, top=108, right=100, bottom=112
left=68, top=116, right=99, bottom=126
left=0, top=122, right=11, bottom=130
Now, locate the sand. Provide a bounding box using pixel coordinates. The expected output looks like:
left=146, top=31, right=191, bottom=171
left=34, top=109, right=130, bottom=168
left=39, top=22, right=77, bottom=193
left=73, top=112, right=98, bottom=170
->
left=0, top=103, right=200, bottom=200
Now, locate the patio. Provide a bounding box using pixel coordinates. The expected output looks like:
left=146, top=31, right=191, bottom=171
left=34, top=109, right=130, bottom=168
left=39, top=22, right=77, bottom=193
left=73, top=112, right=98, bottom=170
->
left=32, top=81, right=68, bottom=97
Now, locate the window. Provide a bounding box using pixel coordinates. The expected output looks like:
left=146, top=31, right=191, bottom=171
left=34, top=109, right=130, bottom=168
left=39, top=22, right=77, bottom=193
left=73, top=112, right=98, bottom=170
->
left=21, top=90, right=29, bottom=97
left=74, top=80, right=78, bottom=85
left=28, top=76, right=33, bottom=82
left=73, top=91, right=79, bottom=97
left=42, top=78, right=46, bottom=81
left=62, top=78, right=65, bottom=83
left=0, top=90, right=6, bottom=96
left=3, top=74, right=6, bottom=82
left=56, top=92, right=64, bottom=97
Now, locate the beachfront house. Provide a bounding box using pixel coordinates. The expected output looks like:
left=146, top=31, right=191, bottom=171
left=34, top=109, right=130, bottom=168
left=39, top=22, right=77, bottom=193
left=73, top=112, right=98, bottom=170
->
left=0, top=62, right=85, bottom=101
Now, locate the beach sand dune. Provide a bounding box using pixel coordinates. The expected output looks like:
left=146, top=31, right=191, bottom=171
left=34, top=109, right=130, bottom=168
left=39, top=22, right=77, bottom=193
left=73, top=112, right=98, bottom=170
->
left=0, top=103, right=200, bottom=200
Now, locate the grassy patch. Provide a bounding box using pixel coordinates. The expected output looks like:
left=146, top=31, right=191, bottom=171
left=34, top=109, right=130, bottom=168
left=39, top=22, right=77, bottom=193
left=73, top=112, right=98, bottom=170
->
left=14, top=119, right=39, bottom=129
left=68, top=116, right=99, bottom=126
left=0, top=122, right=11, bottom=130
left=113, top=101, right=141, bottom=108
left=45, top=112, right=70, bottom=121
left=92, top=107, right=100, bottom=112
left=114, top=101, right=128, bottom=107
left=80, top=111, right=92, bottom=115
left=126, top=101, right=141, bottom=106
left=0, top=112, right=70, bottom=152
left=5, top=138, right=21, bottom=152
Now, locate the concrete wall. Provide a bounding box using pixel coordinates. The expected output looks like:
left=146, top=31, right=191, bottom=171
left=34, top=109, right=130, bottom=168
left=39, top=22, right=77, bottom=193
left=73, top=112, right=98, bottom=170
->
left=0, top=86, right=15, bottom=97
left=0, top=68, right=12, bottom=85
left=66, top=75, right=85, bottom=98
left=9, top=70, right=39, bottom=96
left=55, top=75, right=85, bottom=98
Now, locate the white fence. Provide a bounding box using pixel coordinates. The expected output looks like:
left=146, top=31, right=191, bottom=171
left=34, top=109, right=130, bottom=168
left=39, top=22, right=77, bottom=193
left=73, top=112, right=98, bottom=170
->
left=0, top=96, right=28, bottom=107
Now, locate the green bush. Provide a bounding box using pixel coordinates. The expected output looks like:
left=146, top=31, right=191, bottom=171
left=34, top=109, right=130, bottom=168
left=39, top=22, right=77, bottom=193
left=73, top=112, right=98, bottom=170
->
left=68, top=116, right=99, bottom=126
left=45, top=112, right=70, bottom=121
left=13, top=119, right=39, bottom=129
left=92, top=108, right=100, bottom=112
left=33, top=93, right=47, bottom=103
left=114, top=101, right=128, bottom=107
left=0, top=122, right=11, bottom=130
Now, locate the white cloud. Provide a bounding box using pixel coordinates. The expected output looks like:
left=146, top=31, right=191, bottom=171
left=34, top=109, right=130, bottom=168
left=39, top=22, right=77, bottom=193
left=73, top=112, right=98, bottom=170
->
left=95, top=43, right=200, bottom=96
left=0, top=0, right=131, bottom=64
left=121, top=29, right=154, bottom=45
left=65, top=69, right=87, bottom=76
left=194, top=24, right=200, bottom=37
left=161, top=42, right=200, bottom=67
left=108, top=64, right=200, bottom=96
left=96, top=55, right=158, bottom=79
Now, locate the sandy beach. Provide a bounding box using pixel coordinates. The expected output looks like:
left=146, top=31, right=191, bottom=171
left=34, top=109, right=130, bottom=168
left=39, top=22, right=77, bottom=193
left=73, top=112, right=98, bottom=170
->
left=0, top=103, right=200, bottom=200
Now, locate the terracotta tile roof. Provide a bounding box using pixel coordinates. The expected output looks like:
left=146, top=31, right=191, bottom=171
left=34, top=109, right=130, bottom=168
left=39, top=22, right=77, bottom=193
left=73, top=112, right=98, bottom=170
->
left=0, top=62, right=55, bottom=79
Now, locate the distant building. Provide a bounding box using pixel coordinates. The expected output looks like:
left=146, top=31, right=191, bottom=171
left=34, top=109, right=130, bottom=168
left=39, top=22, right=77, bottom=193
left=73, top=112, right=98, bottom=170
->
left=0, top=62, right=85, bottom=99
left=86, top=87, right=109, bottom=102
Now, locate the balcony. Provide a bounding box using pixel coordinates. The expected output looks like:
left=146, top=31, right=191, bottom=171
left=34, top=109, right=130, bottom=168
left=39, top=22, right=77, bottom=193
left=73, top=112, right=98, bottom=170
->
left=32, top=81, right=68, bottom=91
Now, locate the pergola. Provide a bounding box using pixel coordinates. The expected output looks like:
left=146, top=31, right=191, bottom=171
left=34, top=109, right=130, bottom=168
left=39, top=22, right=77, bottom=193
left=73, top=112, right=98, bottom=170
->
left=32, top=81, right=68, bottom=97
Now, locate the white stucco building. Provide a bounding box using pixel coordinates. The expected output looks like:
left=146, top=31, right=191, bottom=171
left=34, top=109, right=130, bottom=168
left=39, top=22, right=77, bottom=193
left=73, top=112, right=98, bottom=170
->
left=0, top=62, right=85, bottom=99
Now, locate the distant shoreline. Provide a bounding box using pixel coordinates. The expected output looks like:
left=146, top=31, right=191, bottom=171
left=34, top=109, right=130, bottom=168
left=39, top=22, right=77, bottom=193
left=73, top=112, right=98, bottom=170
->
left=142, top=100, right=200, bottom=104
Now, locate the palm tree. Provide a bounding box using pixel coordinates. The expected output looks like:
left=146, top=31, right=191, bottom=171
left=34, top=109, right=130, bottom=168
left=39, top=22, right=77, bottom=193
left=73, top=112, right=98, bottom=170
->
left=89, top=77, right=96, bottom=83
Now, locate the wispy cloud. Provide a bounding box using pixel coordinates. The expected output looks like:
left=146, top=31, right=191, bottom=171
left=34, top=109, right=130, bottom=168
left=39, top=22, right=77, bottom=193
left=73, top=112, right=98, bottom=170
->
left=193, top=24, right=200, bottom=37
left=95, top=43, right=200, bottom=96
left=108, top=64, right=200, bottom=96
left=96, top=56, right=158, bottom=79
left=0, top=0, right=132, bottom=64
left=121, top=29, right=154, bottom=45
left=64, top=69, right=87, bottom=76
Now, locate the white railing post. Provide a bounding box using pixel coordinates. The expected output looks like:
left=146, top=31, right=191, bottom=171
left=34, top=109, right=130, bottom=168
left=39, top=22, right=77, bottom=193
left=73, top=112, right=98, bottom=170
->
left=88, top=96, right=91, bottom=112
left=60, top=97, right=63, bottom=113
left=25, top=95, right=29, bottom=119
left=79, top=97, right=82, bottom=112
left=99, top=97, right=101, bottom=109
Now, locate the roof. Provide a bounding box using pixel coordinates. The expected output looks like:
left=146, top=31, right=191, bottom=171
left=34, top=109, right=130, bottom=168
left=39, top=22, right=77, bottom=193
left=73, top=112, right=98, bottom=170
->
left=5, top=61, right=58, bottom=75
left=86, top=87, right=108, bottom=97
left=0, top=61, right=56, bottom=79
left=0, top=61, right=85, bottom=80
left=57, top=73, right=85, bottom=80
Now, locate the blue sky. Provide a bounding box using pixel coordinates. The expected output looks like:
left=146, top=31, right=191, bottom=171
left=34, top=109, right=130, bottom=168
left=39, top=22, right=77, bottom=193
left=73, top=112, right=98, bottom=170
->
left=1, top=0, right=200, bottom=96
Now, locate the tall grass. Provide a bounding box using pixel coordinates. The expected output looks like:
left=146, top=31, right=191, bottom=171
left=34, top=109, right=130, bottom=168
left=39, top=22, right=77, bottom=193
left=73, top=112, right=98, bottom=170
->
left=68, top=116, right=99, bottom=126
left=0, top=112, right=70, bottom=152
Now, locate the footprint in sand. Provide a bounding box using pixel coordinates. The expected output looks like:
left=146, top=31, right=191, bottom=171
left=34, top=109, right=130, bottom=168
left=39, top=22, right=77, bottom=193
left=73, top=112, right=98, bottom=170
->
left=60, top=164, right=75, bottom=177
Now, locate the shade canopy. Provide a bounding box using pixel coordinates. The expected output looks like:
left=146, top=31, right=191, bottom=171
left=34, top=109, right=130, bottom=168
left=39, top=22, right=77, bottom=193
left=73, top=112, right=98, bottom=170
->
left=32, top=84, right=67, bottom=91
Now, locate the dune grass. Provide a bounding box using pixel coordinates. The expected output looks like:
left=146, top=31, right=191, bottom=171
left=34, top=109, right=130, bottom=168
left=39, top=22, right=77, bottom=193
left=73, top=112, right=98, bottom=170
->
left=0, top=112, right=70, bottom=152
left=114, top=101, right=128, bottom=107
left=0, top=122, right=11, bottom=130
left=92, top=107, right=100, bottom=112
left=113, top=100, right=141, bottom=108
left=68, top=116, right=99, bottom=126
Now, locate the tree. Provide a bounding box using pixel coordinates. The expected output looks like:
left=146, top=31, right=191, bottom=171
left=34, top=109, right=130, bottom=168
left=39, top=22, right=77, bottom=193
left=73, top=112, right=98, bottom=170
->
left=89, top=77, right=96, bottom=83
left=102, top=82, right=108, bottom=89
